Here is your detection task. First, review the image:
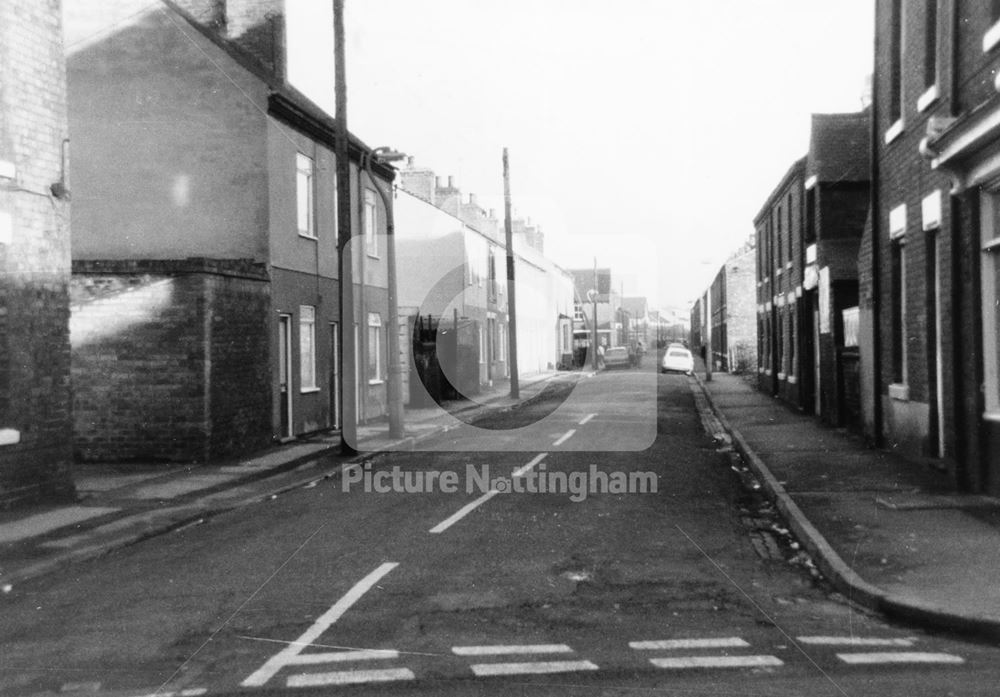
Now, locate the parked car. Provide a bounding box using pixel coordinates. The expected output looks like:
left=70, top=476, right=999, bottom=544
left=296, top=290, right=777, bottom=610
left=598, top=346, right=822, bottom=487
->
left=661, top=346, right=694, bottom=375
left=603, top=346, right=631, bottom=370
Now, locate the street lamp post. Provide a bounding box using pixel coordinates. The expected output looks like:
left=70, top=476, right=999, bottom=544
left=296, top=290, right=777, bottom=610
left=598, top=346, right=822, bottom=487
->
left=586, top=288, right=598, bottom=371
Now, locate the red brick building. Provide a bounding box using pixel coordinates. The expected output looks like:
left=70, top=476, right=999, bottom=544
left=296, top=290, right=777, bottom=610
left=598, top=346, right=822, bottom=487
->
left=65, top=0, right=394, bottom=463
left=0, top=0, right=76, bottom=505
left=756, top=110, right=870, bottom=427
left=864, top=0, right=1000, bottom=492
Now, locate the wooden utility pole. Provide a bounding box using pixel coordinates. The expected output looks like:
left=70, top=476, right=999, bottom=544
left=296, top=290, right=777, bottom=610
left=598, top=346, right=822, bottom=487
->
left=334, top=0, right=357, bottom=453
left=502, top=148, right=519, bottom=398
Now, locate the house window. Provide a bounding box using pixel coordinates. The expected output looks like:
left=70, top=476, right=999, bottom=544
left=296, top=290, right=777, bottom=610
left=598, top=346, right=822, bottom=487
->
left=805, top=188, right=816, bottom=243
left=296, top=153, right=315, bottom=238
left=924, top=0, right=937, bottom=89
left=891, top=239, right=907, bottom=385
left=787, top=193, right=794, bottom=264
left=789, top=308, right=796, bottom=377
left=479, top=326, right=486, bottom=364
left=986, top=0, right=1000, bottom=51
left=299, top=305, right=317, bottom=391
left=367, top=313, right=382, bottom=383
left=886, top=0, right=904, bottom=137
left=364, top=188, right=378, bottom=257
left=775, top=207, right=783, bottom=273
left=776, top=311, right=784, bottom=376
left=984, top=243, right=1000, bottom=414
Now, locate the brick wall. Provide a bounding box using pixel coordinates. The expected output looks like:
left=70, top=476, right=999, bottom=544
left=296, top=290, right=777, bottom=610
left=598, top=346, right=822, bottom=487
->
left=0, top=0, right=75, bottom=506
left=71, top=259, right=270, bottom=463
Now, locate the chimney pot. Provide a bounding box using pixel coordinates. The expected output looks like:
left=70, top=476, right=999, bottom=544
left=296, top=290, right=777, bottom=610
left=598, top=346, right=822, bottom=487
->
left=407, top=156, right=415, bottom=167
left=436, top=176, right=444, bottom=188
left=448, top=175, right=454, bottom=188
left=469, top=193, right=477, bottom=205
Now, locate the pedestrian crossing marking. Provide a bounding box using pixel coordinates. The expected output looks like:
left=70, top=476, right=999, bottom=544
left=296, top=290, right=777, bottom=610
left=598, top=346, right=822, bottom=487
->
left=470, top=660, right=599, bottom=676
left=453, top=644, right=574, bottom=656
left=796, top=636, right=915, bottom=647
left=286, top=668, right=416, bottom=687
left=650, top=655, right=784, bottom=669
left=630, top=637, right=750, bottom=650
left=836, top=652, right=964, bottom=665
left=287, top=649, right=399, bottom=663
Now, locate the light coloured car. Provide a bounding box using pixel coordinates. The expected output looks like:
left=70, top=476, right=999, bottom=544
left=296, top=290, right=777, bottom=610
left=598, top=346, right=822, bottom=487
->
left=661, top=347, right=694, bottom=375
left=603, top=346, right=631, bottom=369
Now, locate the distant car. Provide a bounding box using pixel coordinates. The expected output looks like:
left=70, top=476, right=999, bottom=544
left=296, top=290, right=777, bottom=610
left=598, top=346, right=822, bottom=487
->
left=661, top=347, right=694, bottom=375
left=603, top=346, right=630, bottom=370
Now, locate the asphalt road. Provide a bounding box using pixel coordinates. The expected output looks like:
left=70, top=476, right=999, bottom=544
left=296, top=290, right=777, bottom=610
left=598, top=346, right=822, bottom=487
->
left=2, top=368, right=998, bottom=697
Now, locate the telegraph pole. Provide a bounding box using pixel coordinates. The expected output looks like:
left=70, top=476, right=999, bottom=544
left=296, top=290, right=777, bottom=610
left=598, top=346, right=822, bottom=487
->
left=502, top=148, right=520, bottom=398
left=334, top=0, right=357, bottom=453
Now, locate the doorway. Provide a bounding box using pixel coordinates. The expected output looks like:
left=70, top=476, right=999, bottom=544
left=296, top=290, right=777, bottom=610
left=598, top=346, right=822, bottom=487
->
left=278, top=314, right=293, bottom=439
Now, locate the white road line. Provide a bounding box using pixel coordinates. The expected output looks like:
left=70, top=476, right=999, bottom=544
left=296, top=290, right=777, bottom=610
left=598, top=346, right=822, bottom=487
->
left=553, top=429, right=576, bottom=446
left=630, top=638, right=750, bottom=650
left=797, top=636, right=915, bottom=647
left=287, top=668, right=416, bottom=687
left=578, top=413, right=597, bottom=425
left=512, top=453, right=548, bottom=478
left=650, top=655, right=784, bottom=669
left=836, top=652, right=964, bottom=665
left=288, top=649, right=400, bottom=664
left=430, top=454, right=547, bottom=534
left=470, top=660, right=599, bottom=676
left=452, top=644, right=573, bottom=656
left=429, top=489, right=499, bottom=534
left=241, top=562, right=399, bottom=687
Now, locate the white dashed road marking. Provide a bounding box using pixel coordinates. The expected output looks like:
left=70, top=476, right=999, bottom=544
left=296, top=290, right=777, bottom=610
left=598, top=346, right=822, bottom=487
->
left=836, top=652, right=964, bottom=665
left=241, top=562, right=399, bottom=687
left=650, top=655, right=784, bottom=669
left=430, top=454, right=547, bottom=533
left=553, top=429, right=576, bottom=446
left=453, top=644, right=573, bottom=656
left=470, top=660, right=599, bottom=676
left=286, top=668, right=416, bottom=687
left=578, top=413, right=597, bottom=425
left=630, top=637, right=750, bottom=650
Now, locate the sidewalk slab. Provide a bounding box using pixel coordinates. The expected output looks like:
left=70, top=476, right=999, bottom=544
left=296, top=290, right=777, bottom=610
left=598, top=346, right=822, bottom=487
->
left=696, top=369, right=1000, bottom=640
left=0, top=507, right=119, bottom=544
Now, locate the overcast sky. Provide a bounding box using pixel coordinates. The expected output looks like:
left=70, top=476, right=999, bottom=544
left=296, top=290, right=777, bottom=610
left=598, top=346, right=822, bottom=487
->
left=292, top=0, right=874, bottom=310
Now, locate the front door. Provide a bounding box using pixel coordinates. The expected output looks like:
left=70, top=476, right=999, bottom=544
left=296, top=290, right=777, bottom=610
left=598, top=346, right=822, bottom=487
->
left=330, top=322, right=340, bottom=429
left=278, top=314, right=293, bottom=439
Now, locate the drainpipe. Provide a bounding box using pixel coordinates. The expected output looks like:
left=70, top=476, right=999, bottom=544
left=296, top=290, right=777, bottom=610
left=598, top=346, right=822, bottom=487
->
left=869, top=22, right=883, bottom=447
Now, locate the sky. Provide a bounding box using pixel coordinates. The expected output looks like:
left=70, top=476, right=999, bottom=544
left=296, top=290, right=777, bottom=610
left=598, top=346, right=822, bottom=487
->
left=288, top=0, right=875, bottom=311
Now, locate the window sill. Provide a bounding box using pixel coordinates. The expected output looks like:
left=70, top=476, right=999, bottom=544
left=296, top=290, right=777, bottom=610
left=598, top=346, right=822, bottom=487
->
left=368, top=379, right=384, bottom=386
left=0, top=428, right=21, bottom=446
left=300, top=387, right=320, bottom=394
left=778, top=372, right=787, bottom=381
left=983, top=411, right=1000, bottom=423
left=888, top=383, right=910, bottom=401
left=787, top=375, right=798, bottom=384
left=884, top=120, right=904, bottom=145
left=984, top=21, right=1000, bottom=53
left=917, top=84, right=939, bottom=113
left=298, top=231, right=318, bottom=241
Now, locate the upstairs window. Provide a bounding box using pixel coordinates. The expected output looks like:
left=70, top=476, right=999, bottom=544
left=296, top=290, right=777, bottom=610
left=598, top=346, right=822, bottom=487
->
left=364, top=188, right=378, bottom=257
left=888, top=0, right=903, bottom=132
left=296, top=153, right=315, bottom=238
left=924, top=0, right=938, bottom=89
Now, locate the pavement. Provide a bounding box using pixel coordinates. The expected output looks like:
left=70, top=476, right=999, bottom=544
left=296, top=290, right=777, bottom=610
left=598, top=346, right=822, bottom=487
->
left=693, top=364, right=1000, bottom=642
left=0, top=370, right=572, bottom=589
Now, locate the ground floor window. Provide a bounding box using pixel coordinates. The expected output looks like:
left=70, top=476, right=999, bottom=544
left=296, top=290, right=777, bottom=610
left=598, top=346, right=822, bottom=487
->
left=984, top=242, right=1000, bottom=414
left=367, top=313, right=382, bottom=384
left=299, top=305, right=317, bottom=391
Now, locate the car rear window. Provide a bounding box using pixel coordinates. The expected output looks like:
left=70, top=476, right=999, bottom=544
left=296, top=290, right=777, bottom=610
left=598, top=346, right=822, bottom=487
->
left=607, top=348, right=627, bottom=356
left=668, top=349, right=690, bottom=358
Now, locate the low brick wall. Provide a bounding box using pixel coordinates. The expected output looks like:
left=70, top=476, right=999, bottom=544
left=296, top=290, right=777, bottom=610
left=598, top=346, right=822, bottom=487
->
left=71, top=259, right=271, bottom=463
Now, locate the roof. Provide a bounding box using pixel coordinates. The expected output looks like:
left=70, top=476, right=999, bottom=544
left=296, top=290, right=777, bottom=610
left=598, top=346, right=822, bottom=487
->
left=806, top=110, right=871, bottom=184
left=162, top=0, right=393, bottom=181
left=752, top=156, right=807, bottom=224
